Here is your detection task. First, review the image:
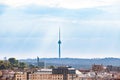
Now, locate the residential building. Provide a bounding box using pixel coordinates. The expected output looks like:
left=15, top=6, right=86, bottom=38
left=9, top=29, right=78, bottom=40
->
left=14, top=72, right=27, bottom=80
left=29, top=74, right=63, bottom=80
left=92, top=64, right=104, bottom=72
left=52, top=66, right=76, bottom=80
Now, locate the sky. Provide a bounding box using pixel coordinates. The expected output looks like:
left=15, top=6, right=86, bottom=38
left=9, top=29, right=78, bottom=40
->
left=0, top=0, right=120, bottom=59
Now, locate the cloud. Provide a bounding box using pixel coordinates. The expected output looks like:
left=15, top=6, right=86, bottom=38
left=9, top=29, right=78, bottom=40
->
left=0, top=38, right=40, bottom=52
left=22, top=5, right=104, bottom=20
left=0, top=0, right=120, bottom=58
left=0, top=4, right=7, bottom=15
left=0, top=0, right=119, bottom=9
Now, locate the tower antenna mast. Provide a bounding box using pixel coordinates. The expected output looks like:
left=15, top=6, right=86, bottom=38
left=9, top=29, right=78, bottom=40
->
left=58, top=27, right=61, bottom=59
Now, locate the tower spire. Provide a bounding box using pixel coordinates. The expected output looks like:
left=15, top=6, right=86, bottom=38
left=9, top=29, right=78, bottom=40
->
left=58, top=27, right=61, bottom=59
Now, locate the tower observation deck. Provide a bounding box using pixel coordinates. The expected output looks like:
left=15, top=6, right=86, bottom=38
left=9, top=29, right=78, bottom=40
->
left=58, top=28, right=61, bottom=59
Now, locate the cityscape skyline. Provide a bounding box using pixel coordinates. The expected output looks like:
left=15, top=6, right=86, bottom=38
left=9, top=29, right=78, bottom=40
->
left=0, top=0, right=120, bottom=59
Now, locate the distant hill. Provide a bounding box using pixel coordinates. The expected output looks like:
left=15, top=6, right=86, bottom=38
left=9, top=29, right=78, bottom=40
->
left=20, top=58, right=120, bottom=69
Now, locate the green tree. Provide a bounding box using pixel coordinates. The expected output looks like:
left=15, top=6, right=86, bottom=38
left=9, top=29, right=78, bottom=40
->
left=0, top=60, right=4, bottom=64
left=0, top=64, right=6, bottom=69
left=0, top=60, right=11, bottom=69
left=8, top=58, right=17, bottom=64
left=49, top=65, right=55, bottom=69
left=19, top=62, right=27, bottom=68
left=8, top=58, right=18, bottom=67
left=29, top=64, right=35, bottom=68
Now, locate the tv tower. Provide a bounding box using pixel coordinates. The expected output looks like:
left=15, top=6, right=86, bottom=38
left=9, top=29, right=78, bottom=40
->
left=58, top=28, right=61, bottom=59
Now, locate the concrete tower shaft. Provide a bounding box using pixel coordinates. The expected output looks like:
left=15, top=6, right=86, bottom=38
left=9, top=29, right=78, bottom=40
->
left=58, top=28, right=61, bottom=59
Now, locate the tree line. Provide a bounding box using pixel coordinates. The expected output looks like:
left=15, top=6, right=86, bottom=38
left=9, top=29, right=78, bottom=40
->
left=0, top=58, right=27, bottom=70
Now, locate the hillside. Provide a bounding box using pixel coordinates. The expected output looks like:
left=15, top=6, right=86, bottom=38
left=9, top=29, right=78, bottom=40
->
left=20, top=58, right=120, bottom=69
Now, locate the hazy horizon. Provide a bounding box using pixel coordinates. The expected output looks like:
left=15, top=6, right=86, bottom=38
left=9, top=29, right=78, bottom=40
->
left=0, top=0, right=120, bottom=59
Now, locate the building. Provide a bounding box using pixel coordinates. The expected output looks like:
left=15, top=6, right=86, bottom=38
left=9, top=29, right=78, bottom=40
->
left=67, top=74, right=78, bottom=80
left=36, top=69, right=52, bottom=74
left=0, top=70, right=15, bottom=80
left=29, top=69, right=63, bottom=80
left=29, top=74, right=63, bottom=80
left=14, top=72, right=27, bottom=80
left=37, top=57, right=45, bottom=68
left=52, top=66, right=76, bottom=80
left=92, top=64, right=104, bottom=72
left=52, top=66, right=76, bottom=74
left=107, top=65, right=120, bottom=72
left=0, top=70, right=2, bottom=76
left=27, top=67, right=77, bottom=80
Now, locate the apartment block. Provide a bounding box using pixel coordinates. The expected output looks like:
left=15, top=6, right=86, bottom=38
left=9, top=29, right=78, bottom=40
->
left=29, top=74, right=63, bottom=80
left=14, top=72, right=27, bottom=80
